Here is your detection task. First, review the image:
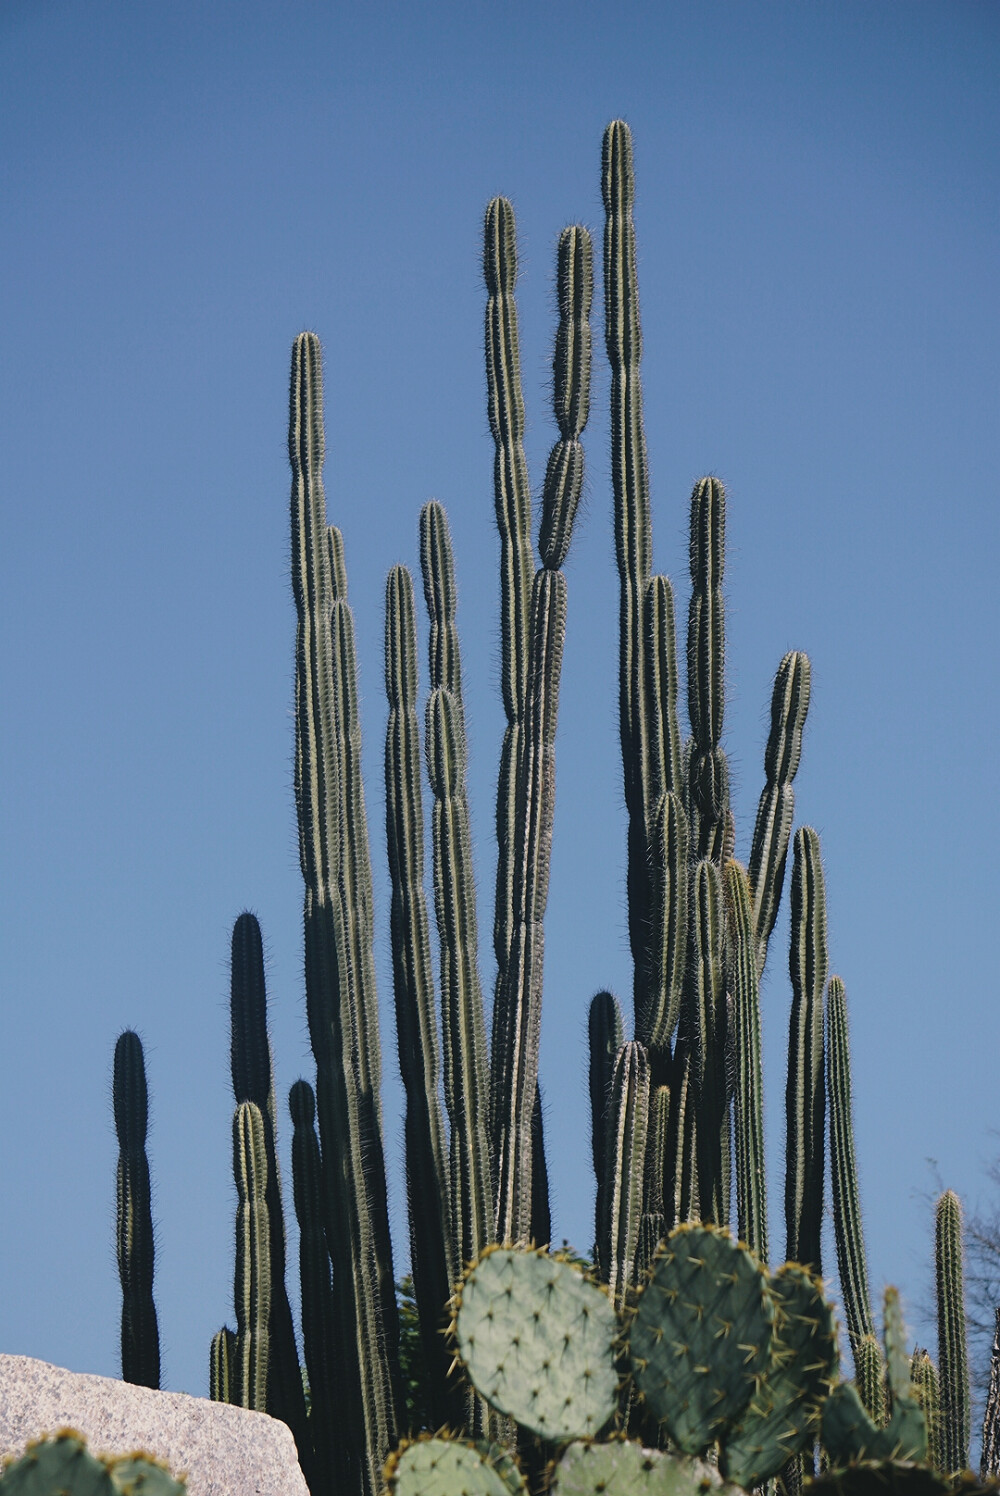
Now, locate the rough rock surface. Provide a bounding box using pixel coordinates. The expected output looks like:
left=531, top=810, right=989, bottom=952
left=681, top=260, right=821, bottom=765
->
left=0, top=1355, right=309, bottom=1496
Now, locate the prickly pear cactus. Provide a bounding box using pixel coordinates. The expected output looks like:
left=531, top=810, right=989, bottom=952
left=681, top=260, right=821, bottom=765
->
left=0, top=1434, right=186, bottom=1496
left=720, top=1262, right=838, bottom=1486
left=550, top=1441, right=732, bottom=1496
left=629, top=1224, right=773, bottom=1454
left=452, top=1245, right=618, bottom=1441
left=822, top=1288, right=927, bottom=1467
left=385, top=1436, right=525, bottom=1496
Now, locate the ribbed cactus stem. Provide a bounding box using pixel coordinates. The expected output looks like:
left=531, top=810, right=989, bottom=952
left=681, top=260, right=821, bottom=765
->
left=911, top=1348, right=943, bottom=1472
left=597, top=1040, right=649, bottom=1307
left=233, top=1100, right=271, bottom=1412
left=855, top=1334, right=887, bottom=1426
left=113, top=1030, right=160, bottom=1390
left=588, top=990, right=624, bottom=1192
left=209, top=1327, right=235, bottom=1405
left=785, top=826, right=827, bottom=1273
left=748, top=651, right=811, bottom=975
left=538, top=224, right=593, bottom=570
left=492, top=566, right=567, bottom=1242
left=687, top=859, right=728, bottom=1225
left=725, top=861, right=768, bottom=1263
left=687, top=477, right=729, bottom=861
left=935, top=1188, right=970, bottom=1474
left=980, top=1309, right=1000, bottom=1480
left=290, top=1079, right=345, bottom=1496
left=384, top=560, right=457, bottom=1430
left=639, top=791, right=688, bottom=1056
left=229, top=914, right=309, bottom=1467
left=826, top=975, right=875, bottom=1357
left=290, top=332, right=399, bottom=1493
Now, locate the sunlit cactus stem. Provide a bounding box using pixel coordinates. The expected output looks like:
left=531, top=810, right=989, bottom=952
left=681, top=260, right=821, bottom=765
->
left=209, top=1327, right=235, bottom=1405
left=113, top=1030, right=160, bottom=1390
left=596, top=1040, right=649, bottom=1307
left=290, top=331, right=399, bottom=1495
left=749, top=651, right=810, bottom=975
left=935, top=1188, right=970, bottom=1474
left=826, top=974, right=875, bottom=1360
left=785, top=825, right=827, bottom=1273
left=725, top=861, right=768, bottom=1263
left=383, top=557, right=459, bottom=1430
left=233, top=1100, right=271, bottom=1412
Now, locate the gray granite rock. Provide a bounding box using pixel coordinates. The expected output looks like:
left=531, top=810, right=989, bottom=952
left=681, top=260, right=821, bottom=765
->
left=0, top=1355, right=309, bottom=1496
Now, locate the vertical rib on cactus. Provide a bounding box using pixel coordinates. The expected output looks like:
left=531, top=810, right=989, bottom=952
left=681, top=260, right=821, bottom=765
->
left=113, top=1030, right=160, bottom=1390
left=420, top=508, right=494, bottom=1280
left=855, top=1334, right=887, bottom=1426
left=687, top=477, right=729, bottom=863
left=597, top=1040, right=649, bottom=1307
left=785, top=826, right=827, bottom=1273
left=233, top=1100, right=271, bottom=1412
left=384, top=561, right=458, bottom=1431
left=229, top=915, right=310, bottom=1469
left=603, top=120, right=656, bottom=1032
left=639, top=791, right=688, bottom=1056
left=826, top=974, right=875, bottom=1359
left=749, top=651, right=811, bottom=975
left=290, top=332, right=398, bottom=1494
left=538, top=224, right=593, bottom=571
left=980, top=1309, right=1000, bottom=1480
left=725, top=861, right=768, bottom=1263
left=911, top=1348, right=943, bottom=1473
left=290, top=1079, right=344, bottom=1496
left=936, top=1188, right=970, bottom=1474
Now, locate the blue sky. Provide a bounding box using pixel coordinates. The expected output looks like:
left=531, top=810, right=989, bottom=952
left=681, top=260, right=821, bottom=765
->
left=1, top=0, right=998, bottom=1414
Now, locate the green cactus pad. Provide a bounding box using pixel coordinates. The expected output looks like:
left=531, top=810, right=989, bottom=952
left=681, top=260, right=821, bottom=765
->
left=453, top=1246, right=618, bottom=1441
left=385, top=1437, right=525, bottom=1496
left=822, top=1383, right=927, bottom=1467
left=629, top=1224, right=774, bottom=1453
left=1, top=1433, right=113, bottom=1496
left=108, top=1455, right=186, bottom=1496
left=551, top=1441, right=731, bottom=1496
left=721, top=1263, right=838, bottom=1486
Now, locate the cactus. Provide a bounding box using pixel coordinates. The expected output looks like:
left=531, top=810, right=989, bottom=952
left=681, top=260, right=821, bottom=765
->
left=822, top=1288, right=927, bottom=1467
left=827, top=975, right=876, bottom=1361
left=0, top=1434, right=185, bottom=1496
left=596, top=1041, right=649, bottom=1306
left=386, top=1437, right=525, bottom=1496
left=451, top=1246, right=618, bottom=1442
left=935, top=1189, right=970, bottom=1475
left=232, top=1099, right=271, bottom=1411
left=979, top=1309, right=1000, bottom=1480
left=911, top=1350, right=942, bottom=1474
left=785, top=825, right=828, bottom=1274
left=113, top=1031, right=160, bottom=1391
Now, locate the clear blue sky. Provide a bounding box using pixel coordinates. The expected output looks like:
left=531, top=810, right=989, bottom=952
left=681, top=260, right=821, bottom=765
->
left=1, top=0, right=997, bottom=1414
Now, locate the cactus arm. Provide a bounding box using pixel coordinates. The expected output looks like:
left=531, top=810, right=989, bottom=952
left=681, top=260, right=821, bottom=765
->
left=588, top=990, right=624, bottom=1196
left=209, top=1328, right=235, bottom=1405
left=538, top=224, right=593, bottom=571
left=596, top=1040, right=650, bottom=1306
left=290, top=332, right=399, bottom=1493
left=855, top=1334, right=887, bottom=1426
left=113, top=1031, right=160, bottom=1391
left=785, top=826, right=828, bottom=1273
left=911, top=1348, right=943, bottom=1472
left=686, top=478, right=729, bottom=863
left=748, top=652, right=811, bottom=976
left=639, top=791, right=689, bottom=1056
left=686, top=859, right=728, bottom=1227
left=826, top=975, right=876, bottom=1358
left=724, top=861, right=768, bottom=1264
left=935, top=1189, right=971, bottom=1474
left=232, top=1101, right=271, bottom=1412
left=384, top=560, right=459, bottom=1428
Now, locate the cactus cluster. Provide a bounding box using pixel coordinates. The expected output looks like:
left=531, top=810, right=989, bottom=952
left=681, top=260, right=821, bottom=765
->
left=109, top=120, right=990, bottom=1496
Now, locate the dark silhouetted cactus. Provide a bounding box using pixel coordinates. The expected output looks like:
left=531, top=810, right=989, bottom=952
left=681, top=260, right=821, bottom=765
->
left=113, top=1030, right=160, bottom=1390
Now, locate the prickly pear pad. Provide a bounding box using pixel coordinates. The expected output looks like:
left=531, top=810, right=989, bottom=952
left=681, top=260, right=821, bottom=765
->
left=385, top=1436, right=525, bottom=1496
left=1, top=1432, right=112, bottom=1496
left=629, top=1224, right=774, bottom=1454
left=720, top=1263, right=838, bottom=1487
left=551, top=1440, right=729, bottom=1496
left=453, top=1247, right=619, bottom=1441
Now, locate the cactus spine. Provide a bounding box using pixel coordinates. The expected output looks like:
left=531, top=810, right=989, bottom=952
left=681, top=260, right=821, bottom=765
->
left=936, top=1188, right=971, bottom=1474
left=113, top=1030, right=160, bottom=1390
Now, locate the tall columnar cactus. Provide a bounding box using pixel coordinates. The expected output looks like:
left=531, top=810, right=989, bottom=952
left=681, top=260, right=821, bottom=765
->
left=113, top=1030, right=160, bottom=1390
left=785, top=825, right=827, bottom=1274
left=289, top=331, right=400, bottom=1495
left=725, top=861, right=768, bottom=1263
left=936, top=1188, right=971, bottom=1475
left=229, top=914, right=310, bottom=1466
left=489, top=212, right=593, bottom=1245
left=980, top=1309, right=1000, bottom=1480
left=232, top=1099, right=271, bottom=1413
left=826, top=974, right=875, bottom=1361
